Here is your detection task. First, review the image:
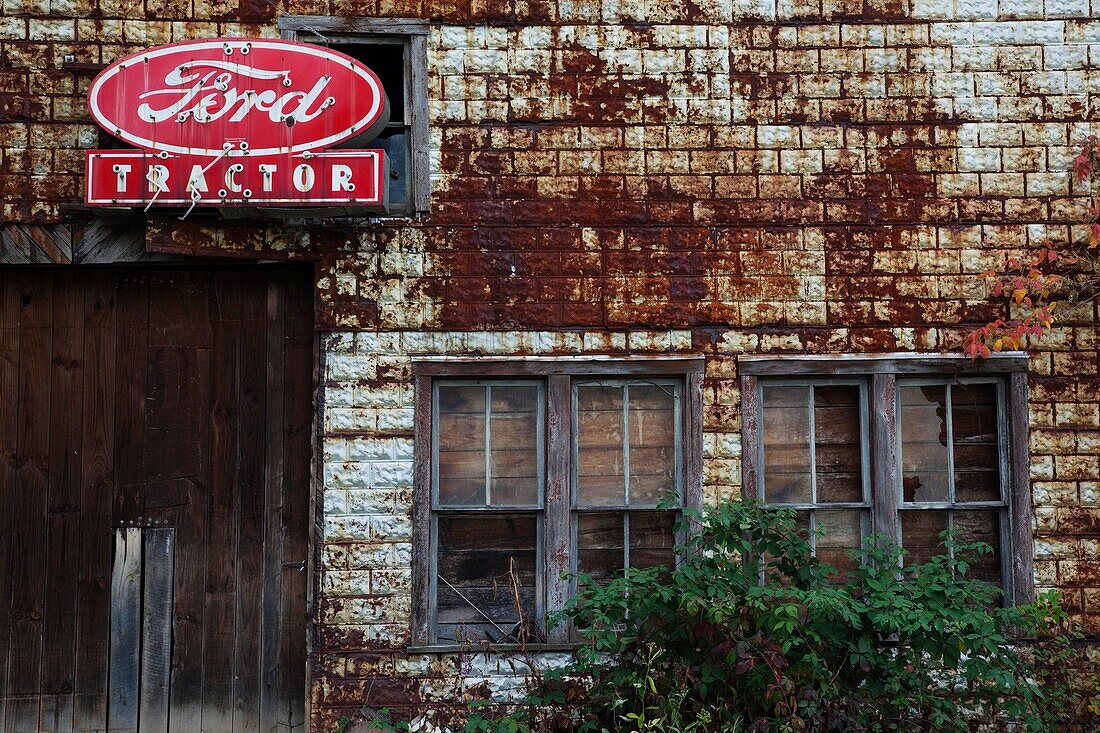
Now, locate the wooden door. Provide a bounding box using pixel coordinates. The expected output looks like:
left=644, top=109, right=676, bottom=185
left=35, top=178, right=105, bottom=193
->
left=0, top=267, right=313, bottom=733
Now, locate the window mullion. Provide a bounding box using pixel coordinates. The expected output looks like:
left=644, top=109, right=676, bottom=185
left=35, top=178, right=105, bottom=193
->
left=544, top=374, right=572, bottom=642
left=808, top=385, right=817, bottom=505
left=945, top=383, right=956, bottom=505
left=623, top=383, right=631, bottom=506
left=484, top=384, right=492, bottom=506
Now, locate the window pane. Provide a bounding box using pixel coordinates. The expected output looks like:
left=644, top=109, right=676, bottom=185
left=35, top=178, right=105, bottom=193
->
left=815, top=509, right=863, bottom=578
left=577, top=385, right=625, bottom=506
left=955, top=510, right=1003, bottom=586
left=437, top=385, right=486, bottom=506
left=629, top=511, right=677, bottom=570
left=436, top=515, right=538, bottom=644
left=952, top=384, right=1001, bottom=503
left=900, top=385, right=950, bottom=503
left=577, top=512, right=624, bottom=583
left=489, top=385, right=540, bottom=506
left=901, top=510, right=949, bottom=566
left=628, top=384, right=677, bottom=506
left=578, top=511, right=677, bottom=583
left=762, top=385, right=811, bottom=503
left=813, top=385, right=863, bottom=503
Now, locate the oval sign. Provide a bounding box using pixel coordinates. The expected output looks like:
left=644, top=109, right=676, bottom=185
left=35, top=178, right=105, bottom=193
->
left=88, top=38, right=386, bottom=157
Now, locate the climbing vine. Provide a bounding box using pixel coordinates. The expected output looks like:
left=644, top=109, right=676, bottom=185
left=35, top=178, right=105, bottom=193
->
left=965, top=138, right=1100, bottom=357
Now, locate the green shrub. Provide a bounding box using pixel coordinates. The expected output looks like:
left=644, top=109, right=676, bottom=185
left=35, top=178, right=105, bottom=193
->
left=558, top=500, right=1091, bottom=733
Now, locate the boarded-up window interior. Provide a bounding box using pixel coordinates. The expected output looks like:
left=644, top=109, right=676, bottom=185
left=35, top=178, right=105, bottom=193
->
left=435, top=515, right=539, bottom=645
left=898, top=381, right=1005, bottom=586
left=575, top=380, right=680, bottom=582
left=760, top=383, right=867, bottom=577
left=436, top=383, right=541, bottom=507
left=431, top=381, right=543, bottom=644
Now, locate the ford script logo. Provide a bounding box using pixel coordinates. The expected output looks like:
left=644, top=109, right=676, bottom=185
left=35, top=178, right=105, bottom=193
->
left=88, top=39, right=386, bottom=157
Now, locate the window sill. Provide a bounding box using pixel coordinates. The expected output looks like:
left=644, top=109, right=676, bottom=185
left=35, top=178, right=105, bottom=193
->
left=406, top=643, right=581, bottom=654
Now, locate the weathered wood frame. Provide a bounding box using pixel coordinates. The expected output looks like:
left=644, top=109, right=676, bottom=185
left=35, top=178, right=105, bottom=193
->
left=739, top=353, right=1034, bottom=605
left=895, top=377, right=1014, bottom=599
left=429, top=380, right=546, bottom=646
left=410, top=357, right=705, bottom=650
left=277, top=16, right=431, bottom=218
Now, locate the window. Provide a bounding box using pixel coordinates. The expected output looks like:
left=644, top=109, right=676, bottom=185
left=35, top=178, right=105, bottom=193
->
left=574, top=380, right=681, bottom=585
left=412, top=359, right=703, bottom=648
left=741, top=354, right=1033, bottom=603
left=278, top=17, right=430, bottom=217
left=759, top=382, right=870, bottom=577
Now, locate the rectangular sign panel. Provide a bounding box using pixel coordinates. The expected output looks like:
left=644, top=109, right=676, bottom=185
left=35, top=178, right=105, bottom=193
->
left=85, top=150, right=387, bottom=208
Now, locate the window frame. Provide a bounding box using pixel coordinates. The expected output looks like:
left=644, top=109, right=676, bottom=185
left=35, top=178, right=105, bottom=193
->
left=411, top=357, right=704, bottom=650
left=277, top=16, right=430, bottom=218
left=739, top=353, right=1033, bottom=606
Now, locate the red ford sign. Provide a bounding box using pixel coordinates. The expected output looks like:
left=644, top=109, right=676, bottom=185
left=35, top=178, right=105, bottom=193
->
left=85, top=38, right=389, bottom=210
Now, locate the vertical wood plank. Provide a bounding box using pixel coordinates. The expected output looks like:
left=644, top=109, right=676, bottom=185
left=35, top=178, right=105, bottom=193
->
left=408, top=33, right=431, bottom=216
left=200, top=272, right=241, bottom=733
left=278, top=271, right=312, bottom=731
left=231, top=275, right=266, bottom=733
left=260, top=278, right=286, bottom=732
left=74, top=275, right=116, bottom=733
left=6, top=273, right=53, bottom=733
left=163, top=419, right=211, bottom=733
left=683, top=370, right=704, bottom=514
left=112, top=274, right=147, bottom=528
left=108, top=528, right=142, bottom=733
left=739, top=375, right=759, bottom=501
left=42, top=270, right=84, bottom=733
left=140, top=528, right=175, bottom=733
left=411, top=374, right=433, bottom=646
left=544, top=374, right=570, bottom=643
left=1009, top=371, right=1035, bottom=605
left=145, top=274, right=212, bottom=733
left=0, top=272, right=21, bottom=732
left=870, top=374, right=900, bottom=545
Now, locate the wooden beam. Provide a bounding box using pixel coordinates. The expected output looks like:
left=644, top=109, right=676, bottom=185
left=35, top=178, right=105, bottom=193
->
left=739, top=375, right=759, bottom=501
left=277, top=16, right=429, bottom=34
left=108, top=528, right=142, bottom=733
left=544, top=375, right=570, bottom=643
left=412, top=357, right=705, bottom=378
left=139, top=529, right=175, bottom=733
left=410, top=375, right=433, bottom=646
left=1009, top=371, right=1035, bottom=605
left=870, top=374, right=900, bottom=545
left=738, top=353, right=1028, bottom=377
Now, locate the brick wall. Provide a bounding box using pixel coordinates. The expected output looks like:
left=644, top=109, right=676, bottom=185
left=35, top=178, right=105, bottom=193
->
left=3, top=0, right=1100, bottom=729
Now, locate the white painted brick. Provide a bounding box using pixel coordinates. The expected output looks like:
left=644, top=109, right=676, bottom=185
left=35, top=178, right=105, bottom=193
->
left=1044, top=44, right=1088, bottom=69
left=323, top=570, right=371, bottom=596
left=325, top=462, right=370, bottom=490
left=930, top=22, right=975, bottom=45
left=371, top=514, right=412, bottom=541
left=437, top=26, right=469, bottom=49
left=325, top=516, right=372, bottom=541
left=324, top=490, right=349, bottom=515
left=756, top=125, right=800, bottom=148
left=370, top=461, right=413, bottom=488
left=347, top=438, right=393, bottom=461
left=326, top=354, right=376, bottom=382
left=955, top=0, right=998, bottom=18
left=375, top=408, right=414, bottom=433
left=973, top=21, right=1064, bottom=44
left=326, top=408, right=375, bottom=434
left=1046, top=0, right=1089, bottom=15
left=912, top=0, right=953, bottom=19
left=347, top=489, right=395, bottom=514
